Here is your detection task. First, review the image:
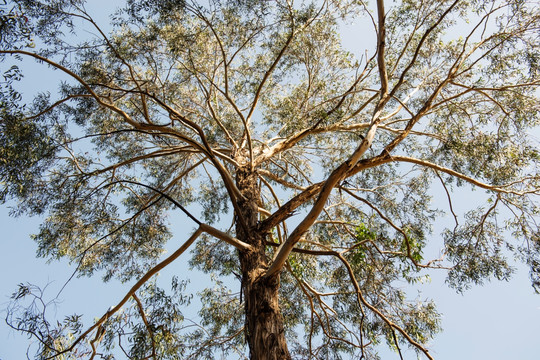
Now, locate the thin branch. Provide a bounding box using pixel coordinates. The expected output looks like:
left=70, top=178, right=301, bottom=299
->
left=376, top=0, right=389, bottom=97
left=105, top=180, right=202, bottom=225
left=390, top=156, right=538, bottom=195
left=44, top=227, right=204, bottom=360
left=334, top=252, right=434, bottom=360
left=25, top=94, right=92, bottom=120
left=104, top=179, right=251, bottom=251
left=132, top=293, right=157, bottom=360
left=56, top=195, right=166, bottom=299
left=434, top=170, right=459, bottom=230
left=388, top=0, right=460, bottom=99
left=200, top=223, right=251, bottom=252
left=244, top=28, right=296, bottom=170
left=0, top=50, right=136, bottom=124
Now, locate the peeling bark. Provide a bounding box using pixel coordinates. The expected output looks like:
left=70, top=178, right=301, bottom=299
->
left=235, top=167, right=291, bottom=360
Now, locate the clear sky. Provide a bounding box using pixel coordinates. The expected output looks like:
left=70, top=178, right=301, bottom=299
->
left=1, top=1, right=539, bottom=359
left=2, top=203, right=540, bottom=359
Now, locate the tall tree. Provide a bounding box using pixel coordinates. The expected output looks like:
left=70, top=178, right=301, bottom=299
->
left=1, top=0, right=539, bottom=358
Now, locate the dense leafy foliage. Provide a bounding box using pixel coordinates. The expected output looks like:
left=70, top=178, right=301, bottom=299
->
left=1, top=0, right=539, bottom=359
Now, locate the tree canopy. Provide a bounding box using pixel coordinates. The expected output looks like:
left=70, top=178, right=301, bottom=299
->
left=1, top=0, right=539, bottom=359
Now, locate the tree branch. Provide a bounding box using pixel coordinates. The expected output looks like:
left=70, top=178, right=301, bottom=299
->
left=264, top=127, right=383, bottom=278
left=376, top=0, right=389, bottom=97
left=390, top=155, right=538, bottom=195
left=44, top=227, right=204, bottom=360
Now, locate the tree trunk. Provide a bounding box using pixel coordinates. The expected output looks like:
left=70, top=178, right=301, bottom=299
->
left=235, top=168, right=291, bottom=360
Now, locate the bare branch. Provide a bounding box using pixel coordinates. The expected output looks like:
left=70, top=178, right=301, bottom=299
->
left=244, top=29, right=296, bottom=169
left=25, top=94, right=93, bottom=120
left=376, top=0, right=389, bottom=97
left=200, top=223, right=252, bottom=252
left=132, top=293, right=157, bottom=360
left=390, top=156, right=539, bottom=195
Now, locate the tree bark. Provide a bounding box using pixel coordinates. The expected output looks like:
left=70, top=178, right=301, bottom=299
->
left=235, top=167, right=291, bottom=360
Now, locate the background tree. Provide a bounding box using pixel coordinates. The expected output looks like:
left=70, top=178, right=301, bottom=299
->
left=1, top=0, right=539, bottom=359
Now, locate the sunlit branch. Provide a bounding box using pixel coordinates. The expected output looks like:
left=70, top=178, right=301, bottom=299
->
left=277, top=236, right=424, bottom=355
left=244, top=27, right=296, bottom=170
left=321, top=204, right=357, bottom=240
left=430, top=80, right=540, bottom=119
left=382, top=71, right=454, bottom=155
left=380, top=79, right=424, bottom=120
left=259, top=174, right=290, bottom=245
left=253, top=80, right=378, bottom=168
left=389, top=156, right=539, bottom=195
left=199, top=223, right=251, bottom=252
left=44, top=227, right=204, bottom=360
left=454, top=30, right=523, bottom=80
left=266, top=127, right=384, bottom=278
left=259, top=154, right=390, bottom=236
left=258, top=182, right=323, bottom=233
left=388, top=0, right=460, bottom=100
left=148, top=94, right=245, bottom=202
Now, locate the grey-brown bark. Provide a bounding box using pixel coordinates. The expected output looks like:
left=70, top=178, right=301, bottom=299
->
left=235, top=167, right=291, bottom=360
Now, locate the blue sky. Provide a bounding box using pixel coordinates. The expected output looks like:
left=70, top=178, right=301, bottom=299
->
left=1, top=1, right=539, bottom=359
left=2, top=202, right=539, bottom=359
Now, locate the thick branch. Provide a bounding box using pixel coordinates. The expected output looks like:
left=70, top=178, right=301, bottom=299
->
left=258, top=182, right=323, bottom=233
left=265, top=124, right=381, bottom=278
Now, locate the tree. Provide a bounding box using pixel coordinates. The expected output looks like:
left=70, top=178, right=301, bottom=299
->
left=1, top=0, right=539, bottom=358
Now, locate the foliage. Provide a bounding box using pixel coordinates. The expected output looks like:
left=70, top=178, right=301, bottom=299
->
left=1, top=0, right=539, bottom=359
